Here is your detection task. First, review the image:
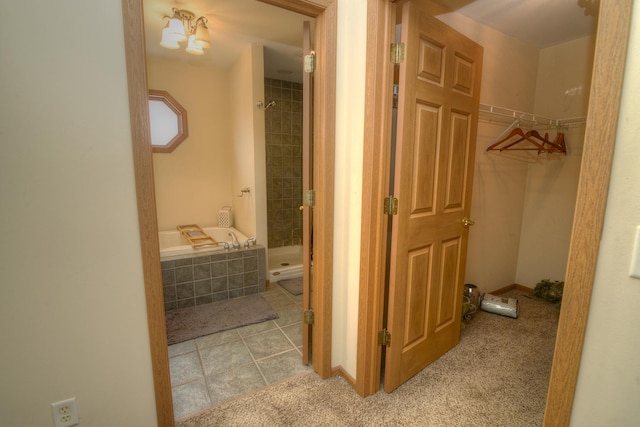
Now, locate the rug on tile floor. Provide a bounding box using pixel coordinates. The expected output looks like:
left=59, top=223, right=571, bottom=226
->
left=279, top=277, right=303, bottom=296
left=166, top=294, right=278, bottom=345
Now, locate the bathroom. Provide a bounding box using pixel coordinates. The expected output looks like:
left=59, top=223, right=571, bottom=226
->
left=145, top=2, right=309, bottom=300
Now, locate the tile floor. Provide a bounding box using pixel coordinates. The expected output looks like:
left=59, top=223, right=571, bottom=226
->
left=168, top=282, right=311, bottom=421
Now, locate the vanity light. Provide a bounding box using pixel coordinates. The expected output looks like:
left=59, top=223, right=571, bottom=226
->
left=160, top=8, right=210, bottom=55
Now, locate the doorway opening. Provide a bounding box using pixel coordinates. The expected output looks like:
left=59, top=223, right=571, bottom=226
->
left=142, top=0, right=317, bottom=420
left=121, top=0, right=336, bottom=424
left=357, top=3, right=627, bottom=426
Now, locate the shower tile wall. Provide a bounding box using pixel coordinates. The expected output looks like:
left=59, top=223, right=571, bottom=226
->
left=265, top=78, right=303, bottom=249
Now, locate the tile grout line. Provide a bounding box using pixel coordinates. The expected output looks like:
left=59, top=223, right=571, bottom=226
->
left=195, top=340, right=215, bottom=411
left=268, top=283, right=304, bottom=357
left=239, top=332, right=270, bottom=385
left=169, top=283, right=304, bottom=419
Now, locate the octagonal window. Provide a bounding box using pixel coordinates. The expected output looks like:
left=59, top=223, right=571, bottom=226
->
left=148, top=89, right=188, bottom=153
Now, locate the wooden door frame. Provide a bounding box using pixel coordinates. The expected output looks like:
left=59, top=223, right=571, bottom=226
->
left=357, top=2, right=633, bottom=427
left=121, top=0, right=336, bottom=425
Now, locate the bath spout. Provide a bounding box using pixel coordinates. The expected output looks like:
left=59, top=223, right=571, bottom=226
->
left=229, top=231, right=241, bottom=249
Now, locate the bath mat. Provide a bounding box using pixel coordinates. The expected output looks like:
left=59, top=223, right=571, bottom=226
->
left=279, top=277, right=303, bottom=296
left=166, top=294, right=278, bottom=345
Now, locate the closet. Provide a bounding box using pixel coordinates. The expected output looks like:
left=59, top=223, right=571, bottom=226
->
left=482, top=104, right=586, bottom=154
left=357, top=0, right=594, bottom=397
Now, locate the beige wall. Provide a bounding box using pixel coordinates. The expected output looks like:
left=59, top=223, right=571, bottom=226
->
left=516, top=37, right=594, bottom=287
left=148, top=48, right=265, bottom=245
left=571, top=4, right=640, bottom=424
left=438, top=13, right=594, bottom=294
left=3, top=1, right=638, bottom=425
left=0, top=1, right=157, bottom=425
left=228, top=43, right=268, bottom=245
left=331, top=0, right=367, bottom=375
left=437, top=8, right=540, bottom=294
left=148, top=57, right=234, bottom=231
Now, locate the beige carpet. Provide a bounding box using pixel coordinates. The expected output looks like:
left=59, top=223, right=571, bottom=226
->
left=177, top=290, right=558, bottom=426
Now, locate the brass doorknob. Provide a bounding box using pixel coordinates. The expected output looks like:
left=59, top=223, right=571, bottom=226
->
left=462, top=217, right=475, bottom=229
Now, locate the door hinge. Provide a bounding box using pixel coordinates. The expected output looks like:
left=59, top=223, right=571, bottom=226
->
left=304, top=51, right=316, bottom=73
left=304, top=189, right=316, bottom=207
left=303, top=309, right=315, bottom=325
left=384, top=196, right=398, bottom=215
left=378, top=329, right=391, bottom=347
left=390, top=43, right=405, bottom=64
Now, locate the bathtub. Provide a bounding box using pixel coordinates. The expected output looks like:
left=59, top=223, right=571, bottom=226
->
left=159, top=226, right=249, bottom=259
left=268, top=245, right=304, bottom=282
left=160, top=226, right=266, bottom=310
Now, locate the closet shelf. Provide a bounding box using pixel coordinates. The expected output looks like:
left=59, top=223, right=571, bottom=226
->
left=479, top=103, right=586, bottom=128
left=480, top=104, right=585, bottom=155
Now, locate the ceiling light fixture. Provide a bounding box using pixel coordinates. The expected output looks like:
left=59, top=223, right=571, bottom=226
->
left=160, top=8, right=210, bottom=55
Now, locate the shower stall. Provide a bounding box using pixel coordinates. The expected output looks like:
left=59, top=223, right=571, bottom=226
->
left=264, top=77, right=304, bottom=283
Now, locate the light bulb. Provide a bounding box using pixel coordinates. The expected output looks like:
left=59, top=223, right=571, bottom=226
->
left=167, top=17, right=186, bottom=42
left=160, top=27, right=181, bottom=49
left=194, top=21, right=210, bottom=48
left=186, top=35, right=204, bottom=55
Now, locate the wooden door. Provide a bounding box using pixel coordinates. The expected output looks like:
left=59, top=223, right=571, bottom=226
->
left=301, top=20, right=313, bottom=364
left=384, top=1, right=483, bottom=393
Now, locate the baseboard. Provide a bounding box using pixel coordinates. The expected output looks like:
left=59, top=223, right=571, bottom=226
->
left=331, top=366, right=357, bottom=389
left=491, top=283, right=534, bottom=295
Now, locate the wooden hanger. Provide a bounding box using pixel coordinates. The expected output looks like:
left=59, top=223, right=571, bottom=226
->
left=544, top=131, right=567, bottom=154
left=527, top=129, right=549, bottom=144
left=487, top=126, right=567, bottom=155
left=486, top=127, right=545, bottom=152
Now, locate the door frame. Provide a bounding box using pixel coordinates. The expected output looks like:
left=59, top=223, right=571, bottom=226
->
left=357, top=1, right=633, bottom=426
left=121, top=0, right=336, bottom=425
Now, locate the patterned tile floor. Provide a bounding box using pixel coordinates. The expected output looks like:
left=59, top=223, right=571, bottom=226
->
left=168, top=282, right=310, bottom=421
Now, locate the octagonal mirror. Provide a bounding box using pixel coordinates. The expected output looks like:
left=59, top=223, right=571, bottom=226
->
left=148, top=89, right=188, bottom=153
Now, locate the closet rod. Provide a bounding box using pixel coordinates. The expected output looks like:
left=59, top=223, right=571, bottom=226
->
left=479, top=103, right=586, bottom=127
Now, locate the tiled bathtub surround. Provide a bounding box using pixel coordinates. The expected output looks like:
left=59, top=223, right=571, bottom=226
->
left=162, top=246, right=266, bottom=311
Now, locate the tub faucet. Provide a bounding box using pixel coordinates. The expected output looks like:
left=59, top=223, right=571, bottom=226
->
left=229, top=231, right=241, bottom=250
left=244, top=237, right=257, bottom=248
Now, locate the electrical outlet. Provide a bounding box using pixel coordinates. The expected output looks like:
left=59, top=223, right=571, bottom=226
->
left=51, top=397, right=79, bottom=427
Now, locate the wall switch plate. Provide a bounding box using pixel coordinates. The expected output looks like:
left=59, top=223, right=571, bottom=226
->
left=630, top=226, right=640, bottom=279
left=51, top=397, right=78, bottom=427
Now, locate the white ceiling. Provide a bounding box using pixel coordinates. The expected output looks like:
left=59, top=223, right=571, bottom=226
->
left=143, top=0, right=598, bottom=83
left=143, top=0, right=311, bottom=83
left=435, top=0, right=598, bottom=48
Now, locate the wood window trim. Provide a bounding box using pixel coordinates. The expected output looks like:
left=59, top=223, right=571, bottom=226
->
left=148, top=89, right=188, bottom=153
left=357, top=3, right=634, bottom=427
left=120, top=0, right=336, bottom=425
